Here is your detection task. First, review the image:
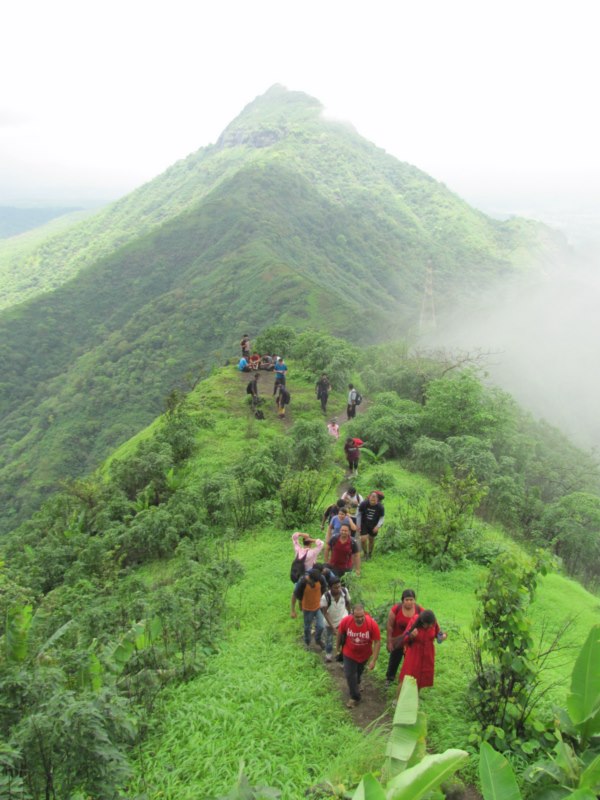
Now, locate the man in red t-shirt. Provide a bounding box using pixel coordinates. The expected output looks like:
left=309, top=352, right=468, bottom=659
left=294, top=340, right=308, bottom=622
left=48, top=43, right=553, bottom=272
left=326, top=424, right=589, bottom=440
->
left=336, top=604, right=380, bottom=707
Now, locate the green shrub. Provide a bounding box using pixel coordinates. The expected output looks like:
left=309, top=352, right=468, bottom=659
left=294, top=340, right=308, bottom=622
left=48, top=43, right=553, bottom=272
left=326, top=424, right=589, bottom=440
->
left=412, top=436, right=452, bottom=479
left=290, top=420, right=331, bottom=470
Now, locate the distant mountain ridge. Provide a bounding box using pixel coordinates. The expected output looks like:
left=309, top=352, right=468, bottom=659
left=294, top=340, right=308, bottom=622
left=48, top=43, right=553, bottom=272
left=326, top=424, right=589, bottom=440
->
left=0, top=85, right=569, bottom=533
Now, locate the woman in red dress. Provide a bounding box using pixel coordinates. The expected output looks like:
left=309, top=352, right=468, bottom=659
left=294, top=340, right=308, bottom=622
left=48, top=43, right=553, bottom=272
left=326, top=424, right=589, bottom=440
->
left=397, top=610, right=447, bottom=693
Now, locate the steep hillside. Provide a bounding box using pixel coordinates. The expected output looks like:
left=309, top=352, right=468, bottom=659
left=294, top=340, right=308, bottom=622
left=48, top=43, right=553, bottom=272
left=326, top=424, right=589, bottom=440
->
left=1, top=359, right=598, bottom=799
left=0, top=86, right=569, bottom=533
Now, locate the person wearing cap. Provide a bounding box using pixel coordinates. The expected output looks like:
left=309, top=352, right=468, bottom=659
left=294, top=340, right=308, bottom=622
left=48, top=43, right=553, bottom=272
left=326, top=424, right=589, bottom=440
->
left=337, top=604, right=381, bottom=708
left=357, top=491, right=385, bottom=560
left=385, top=589, right=424, bottom=685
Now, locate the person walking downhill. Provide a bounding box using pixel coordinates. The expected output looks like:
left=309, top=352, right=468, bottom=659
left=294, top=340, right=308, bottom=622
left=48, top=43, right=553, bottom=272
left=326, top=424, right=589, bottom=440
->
left=315, top=373, right=332, bottom=413
left=291, top=569, right=327, bottom=650
left=385, top=590, right=424, bottom=685
left=321, top=578, right=351, bottom=663
left=337, top=604, right=381, bottom=708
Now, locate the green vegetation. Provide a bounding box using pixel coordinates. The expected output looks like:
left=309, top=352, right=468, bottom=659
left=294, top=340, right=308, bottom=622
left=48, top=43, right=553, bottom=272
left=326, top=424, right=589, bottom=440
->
left=0, top=86, right=569, bottom=533
left=2, top=354, right=598, bottom=798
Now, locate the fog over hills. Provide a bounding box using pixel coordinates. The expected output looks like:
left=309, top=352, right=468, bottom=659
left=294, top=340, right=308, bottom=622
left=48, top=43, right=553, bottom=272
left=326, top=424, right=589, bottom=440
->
left=0, top=87, right=575, bottom=533
left=429, top=249, right=600, bottom=452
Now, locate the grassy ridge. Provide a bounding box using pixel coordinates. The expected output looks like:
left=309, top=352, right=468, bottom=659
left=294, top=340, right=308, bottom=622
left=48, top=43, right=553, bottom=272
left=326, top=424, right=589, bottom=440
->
left=128, top=366, right=600, bottom=797
left=133, top=530, right=386, bottom=798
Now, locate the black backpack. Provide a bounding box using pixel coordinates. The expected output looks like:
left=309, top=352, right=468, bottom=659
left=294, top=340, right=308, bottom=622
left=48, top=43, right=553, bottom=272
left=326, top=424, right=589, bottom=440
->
left=323, top=587, right=350, bottom=610
left=354, top=391, right=363, bottom=406
left=290, top=553, right=307, bottom=583
left=246, top=381, right=254, bottom=395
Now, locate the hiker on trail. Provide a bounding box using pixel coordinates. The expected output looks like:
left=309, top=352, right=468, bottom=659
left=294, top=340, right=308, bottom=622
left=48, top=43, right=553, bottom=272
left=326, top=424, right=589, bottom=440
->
left=321, top=578, right=351, bottom=663
left=327, top=420, right=340, bottom=439
left=344, top=437, right=362, bottom=478
left=291, top=568, right=327, bottom=650
left=341, top=487, right=363, bottom=521
left=314, top=563, right=339, bottom=587
left=321, top=498, right=345, bottom=531
left=385, top=590, right=424, bottom=686
left=247, top=373, right=260, bottom=407
left=347, top=384, right=359, bottom=419
left=315, top=373, right=332, bottom=413
left=291, top=532, right=324, bottom=578
left=326, top=506, right=357, bottom=544
left=357, top=491, right=385, bottom=560
left=275, top=385, right=290, bottom=418
left=397, top=609, right=446, bottom=694
left=337, top=604, right=381, bottom=708
left=240, top=334, right=250, bottom=359
left=238, top=356, right=251, bottom=372
left=324, top=523, right=361, bottom=578
left=273, top=357, right=288, bottom=394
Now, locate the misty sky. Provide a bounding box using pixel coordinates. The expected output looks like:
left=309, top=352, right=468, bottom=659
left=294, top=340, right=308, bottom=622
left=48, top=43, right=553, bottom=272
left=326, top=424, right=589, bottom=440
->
left=2, top=0, right=599, bottom=233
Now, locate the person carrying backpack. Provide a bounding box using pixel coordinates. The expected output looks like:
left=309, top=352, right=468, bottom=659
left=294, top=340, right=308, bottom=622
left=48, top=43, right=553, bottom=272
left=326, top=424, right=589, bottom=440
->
left=291, top=569, right=327, bottom=650
left=320, top=578, right=351, bottom=663
left=290, top=532, right=324, bottom=580
left=324, top=523, right=361, bottom=578
left=246, top=372, right=260, bottom=407
left=347, top=383, right=362, bottom=419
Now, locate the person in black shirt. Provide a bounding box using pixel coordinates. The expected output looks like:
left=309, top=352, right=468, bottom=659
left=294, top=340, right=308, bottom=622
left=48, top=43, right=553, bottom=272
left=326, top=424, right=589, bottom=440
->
left=315, top=373, right=332, bottom=413
left=357, top=491, right=385, bottom=560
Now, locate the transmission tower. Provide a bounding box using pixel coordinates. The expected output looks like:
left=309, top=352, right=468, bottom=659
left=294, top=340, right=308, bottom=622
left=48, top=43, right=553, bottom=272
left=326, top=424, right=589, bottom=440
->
left=419, top=259, right=436, bottom=334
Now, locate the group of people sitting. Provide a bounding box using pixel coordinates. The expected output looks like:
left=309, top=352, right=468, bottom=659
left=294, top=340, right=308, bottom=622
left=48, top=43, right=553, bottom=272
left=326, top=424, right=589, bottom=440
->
left=241, top=341, right=291, bottom=418
left=289, top=498, right=446, bottom=708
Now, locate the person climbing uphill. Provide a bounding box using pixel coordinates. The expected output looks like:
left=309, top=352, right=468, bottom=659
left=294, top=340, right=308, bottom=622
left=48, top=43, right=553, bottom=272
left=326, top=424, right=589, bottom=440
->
left=357, top=491, right=385, bottom=560
left=337, top=604, right=380, bottom=708
left=396, top=609, right=447, bottom=695
left=385, top=589, right=424, bottom=685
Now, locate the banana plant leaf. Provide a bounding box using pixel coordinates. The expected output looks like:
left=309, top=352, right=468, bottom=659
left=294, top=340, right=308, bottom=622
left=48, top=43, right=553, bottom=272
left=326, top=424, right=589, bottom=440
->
left=479, top=741, right=522, bottom=800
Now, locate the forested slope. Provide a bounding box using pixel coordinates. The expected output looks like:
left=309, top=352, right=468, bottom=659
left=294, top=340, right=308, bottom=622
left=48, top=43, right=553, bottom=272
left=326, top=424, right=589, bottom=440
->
left=0, top=86, right=570, bottom=534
